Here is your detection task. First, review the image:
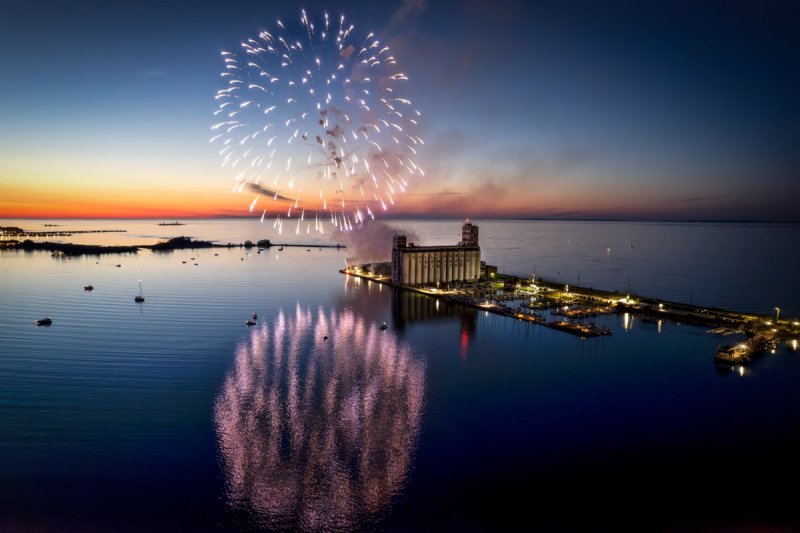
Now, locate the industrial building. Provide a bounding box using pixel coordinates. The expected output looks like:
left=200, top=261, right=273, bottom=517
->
left=391, top=220, right=481, bottom=286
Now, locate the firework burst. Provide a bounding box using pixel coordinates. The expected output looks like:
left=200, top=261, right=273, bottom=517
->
left=211, top=10, right=424, bottom=234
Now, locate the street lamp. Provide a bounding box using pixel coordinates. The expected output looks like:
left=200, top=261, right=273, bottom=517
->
left=775, top=307, right=781, bottom=322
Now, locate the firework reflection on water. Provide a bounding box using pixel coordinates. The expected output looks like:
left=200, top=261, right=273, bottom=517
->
left=214, top=305, right=425, bottom=530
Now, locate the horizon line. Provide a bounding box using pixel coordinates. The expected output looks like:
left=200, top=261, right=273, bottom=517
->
left=1, top=215, right=798, bottom=224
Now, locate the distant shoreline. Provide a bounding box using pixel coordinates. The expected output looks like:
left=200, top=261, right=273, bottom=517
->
left=0, top=217, right=798, bottom=224
left=0, top=236, right=345, bottom=256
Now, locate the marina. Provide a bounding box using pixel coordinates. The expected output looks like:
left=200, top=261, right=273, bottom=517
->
left=341, top=268, right=797, bottom=359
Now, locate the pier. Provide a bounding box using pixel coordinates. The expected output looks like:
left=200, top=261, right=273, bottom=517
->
left=340, top=269, right=798, bottom=361
left=714, top=334, right=777, bottom=365
left=256, top=239, right=344, bottom=249
left=0, top=226, right=127, bottom=238
left=341, top=269, right=613, bottom=338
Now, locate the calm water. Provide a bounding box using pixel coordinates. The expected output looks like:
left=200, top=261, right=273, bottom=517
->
left=1, top=219, right=799, bottom=529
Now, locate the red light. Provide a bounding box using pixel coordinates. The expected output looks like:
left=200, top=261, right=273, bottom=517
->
left=460, top=328, right=469, bottom=361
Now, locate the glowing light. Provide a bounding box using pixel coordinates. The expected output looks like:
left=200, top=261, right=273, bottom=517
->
left=214, top=305, right=425, bottom=529
left=460, top=328, right=470, bottom=361
left=212, top=10, right=423, bottom=232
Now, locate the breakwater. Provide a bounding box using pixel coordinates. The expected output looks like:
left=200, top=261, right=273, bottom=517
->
left=0, top=226, right=127, bottom=237
left=341, top=269, right=798, bottom=362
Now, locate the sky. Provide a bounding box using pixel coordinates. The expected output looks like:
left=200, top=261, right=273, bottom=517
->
left=0, top=0, right=798, bottom=220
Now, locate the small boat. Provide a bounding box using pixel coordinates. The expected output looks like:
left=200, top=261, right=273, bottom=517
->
left=84, top=285, right=94, bottom=291
left=252, top=313, right=258, bottom=320
left=380, top=322, right=388, bottom=330
left=134, top=280, right=145, bottom=303
left=36, top=317, right=53, bottom=326
left=245, top=319, right=257, bottom=326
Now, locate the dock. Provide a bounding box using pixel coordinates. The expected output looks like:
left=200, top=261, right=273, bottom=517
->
left=341, top=269, right=613, bottom=339
left=340, top=269, right=798, bottom=360
left=714, top=334, right=778, bottom=365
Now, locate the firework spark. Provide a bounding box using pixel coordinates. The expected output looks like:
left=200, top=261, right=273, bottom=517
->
left=211, top=10, right=423, bottom=232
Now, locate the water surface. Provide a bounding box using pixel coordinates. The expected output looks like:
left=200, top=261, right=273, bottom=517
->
left=1, top=219, right=799, bottom=529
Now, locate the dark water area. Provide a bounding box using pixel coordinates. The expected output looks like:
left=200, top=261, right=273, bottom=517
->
left=1, top=219, right=799, bottom=529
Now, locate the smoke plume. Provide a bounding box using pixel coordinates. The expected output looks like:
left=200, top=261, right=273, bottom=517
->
left=335, top=220, right=418, bottom=263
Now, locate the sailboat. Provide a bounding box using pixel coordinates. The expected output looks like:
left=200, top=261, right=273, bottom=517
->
left=134, top=280, right=145, bottom=303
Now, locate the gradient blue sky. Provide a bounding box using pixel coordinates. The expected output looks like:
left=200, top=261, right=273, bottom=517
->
left=1, top=0, right=798, bottom=219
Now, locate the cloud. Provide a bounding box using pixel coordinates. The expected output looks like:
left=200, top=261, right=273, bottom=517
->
left=387, top=0, right=527, bottom=88
left=657, top=195, right=728, bottom=204
left=405, top=190, right=463, bottom=197
left=384, top=126, right=614, bottom=218
left=387, top=0, right=427, bottom=33
left=416, top=129, right=596, bottom=195
left=247, top=182, right=292, bottom=201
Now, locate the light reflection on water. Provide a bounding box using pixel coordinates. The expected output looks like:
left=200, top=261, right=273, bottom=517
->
left=214, top=305, right=425, bottom=531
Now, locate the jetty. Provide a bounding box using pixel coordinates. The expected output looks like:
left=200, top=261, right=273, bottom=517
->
left=1, top=226, right=126, bottom=238
left=255, top=239, right=345, bottom=249
left=341, top=269, right=613, bottom=339
left=340, top=268, right=798, bottom=360
left=714, top=334, right=778, bottom=365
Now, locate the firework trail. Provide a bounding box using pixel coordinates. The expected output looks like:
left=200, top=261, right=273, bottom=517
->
left=214, top=305, right=425, bottom=530
left=211, top=10, right=424, bottom=233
